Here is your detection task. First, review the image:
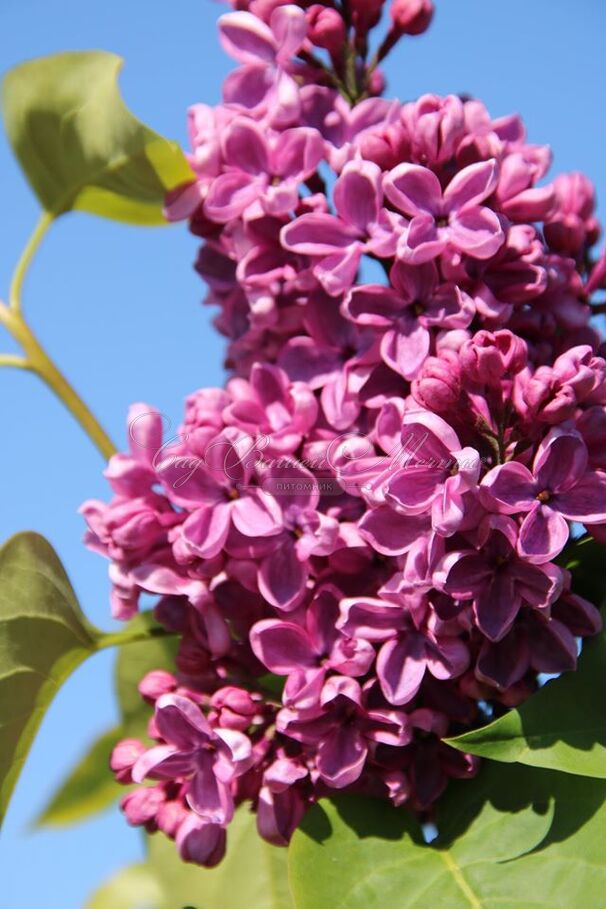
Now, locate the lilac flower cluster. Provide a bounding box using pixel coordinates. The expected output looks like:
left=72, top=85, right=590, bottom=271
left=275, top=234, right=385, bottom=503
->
left=84, top=0, right=606, bottom=867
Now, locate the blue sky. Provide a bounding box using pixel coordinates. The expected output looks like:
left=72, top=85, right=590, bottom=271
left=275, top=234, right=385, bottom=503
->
left=1, top=1, right=605, bottom=906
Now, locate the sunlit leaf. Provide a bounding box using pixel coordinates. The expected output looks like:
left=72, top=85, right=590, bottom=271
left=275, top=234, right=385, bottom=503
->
left=446, top=629, right=606, bottom=777
left=289, top=762, right=606, bottom=908
left=0, top=532, right=100, bottom=826
left=86, top=807, right=293, bottom=909
left=2, top=51, right=193, bottom=224
left=86, top=864, right=162, bottom=909
left=36, top=611, right=178, bottom=827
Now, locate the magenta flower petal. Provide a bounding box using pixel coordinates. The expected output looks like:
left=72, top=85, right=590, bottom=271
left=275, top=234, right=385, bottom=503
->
left=176, top=817, right=226, bottom=867
left=271, top=4, right=307, bottom=64
left=281, top=213, right=360, bottom=254
left=476, top=631, right=530, bottom=690
left=481, top=461, right=536, bottom=512
left=187, top=755, right=234, bottom=825
left=222, top=63, right=272, bottom=110
left=402, top=213, right=446, bottom=263
left=316, top=727, right=367, bottom=788
left=205, top=171, right=263, bottom=223
left=425, top=637, right=469, bottom=681
left=554, top=473, right=606, bottom=522
left=377, top=637, right=427, bottom=705
left=380, top=322, right=430, bottom=379
left=223, top=119, right=269, bottom=174
left=534, top=432, right=588, bottom=493
left=250, top=619, right=317, bottom=673
left=449, top=206, right=505, bottom=259
left=384, top=163, right=442, bottom=217
left=259, top=540, right=308, bottom=610
left=474, top=574, right=519, bottom=642
left=334, top=161, right=382, bottom=231
left=338, top=597, right=403, bottom=643
left=444, top=159, right=499, bottom=210
left=214, top=729, right=253, bottom=776
left=343, top=285, right=403, bottom=326
left=182, top=502, right=232, bottom=559
left=273, top=127, right=324, bottom=179
left=231, top=491, right=283, bottom=537
left=155, top=694, right=213, bottom=748
left=132, top=745, right=191, bottom=783
left=315, top=246, right=363, bottom=296
left=359, top=507, right=429, bottom=555
left=387, top=466, right=444, bottom=513
left=518, top=502, right=570, bottom=563
left=219, top=12, right=277, bottom=65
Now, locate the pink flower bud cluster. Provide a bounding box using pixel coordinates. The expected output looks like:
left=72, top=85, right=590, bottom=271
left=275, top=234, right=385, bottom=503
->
left=83, top=1, right=606, bottom=867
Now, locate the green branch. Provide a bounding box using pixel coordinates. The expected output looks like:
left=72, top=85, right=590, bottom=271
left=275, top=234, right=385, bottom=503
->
left=0, top=216, right=117, bottom=461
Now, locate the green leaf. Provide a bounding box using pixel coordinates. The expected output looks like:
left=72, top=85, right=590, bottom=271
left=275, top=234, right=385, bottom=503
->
left=86, top=864, right=162, bottom=909
left=147, top=808, right=293, bottom=909
left=446, top=628, right=606, bottom=778
left=2, top=51, right=193, bottom=224
left=289, top=762, right=606, bottom=909
left=34, top=726, right=124, bottom=827
left=36, top=612, right=178, bottom=827
left=115, top=612, right=179, bottom=723
left=0, top=532, right=101, bottom=826
left=87, top=808, right=293, bottom=909
left=560, top=535, right=606, bottom=605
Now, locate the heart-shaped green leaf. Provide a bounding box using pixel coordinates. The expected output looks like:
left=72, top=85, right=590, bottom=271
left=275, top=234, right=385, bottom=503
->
left=0, top=532, right=101, bottom=826
left=86, top=807, right=293, bottom=909
left=445, top=628, right=606, bottom=777
left=289, top=762, right=606, bottom=908
left=86, top=864, right=162, bottom=909
left=36, top=612, right=178, bottom=827
left=2, top=51, right=193, bottom=224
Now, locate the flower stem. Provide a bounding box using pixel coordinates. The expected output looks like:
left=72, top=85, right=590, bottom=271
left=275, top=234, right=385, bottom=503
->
left=0, top=214, right=117, bottom=460
left=96, top=624, right=177, bottom=651
left=9, top=211, right=54, bottom=314
left=0, top=353, right=28, bottom=369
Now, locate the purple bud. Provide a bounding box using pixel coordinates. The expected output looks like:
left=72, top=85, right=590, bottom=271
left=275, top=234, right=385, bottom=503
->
left=544, top=172, right=600, bottom=255
left=306, top=5, right=346, bottom=54
left=157, top=797, right=189, bottom=838
left=139, top=669, right=178, bottom=703
left=179, top=819, right=227, bottom=867
left=110, top=738, right=146, bottom=783
left=350, top=0, right=385, bottom=32
left=121, top=786, right=164, bottom=827
left=411, top=350, right=461, bottom=411
left=390, top=0, right=434, bottom=35
left=460, top=330, right=527, bottom=385
left=210, top=685, right=261, bottom=730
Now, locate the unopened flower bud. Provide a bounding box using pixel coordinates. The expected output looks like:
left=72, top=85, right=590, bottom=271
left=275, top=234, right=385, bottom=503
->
left=460, top=330, right=527, bottom=385
left=411, top=350, right=461, bottom=411
left=210, top=685, right=262, bottom=730
left=139, top=669, right=178, bottom=703
left=390, top=0, right=434, bottom=35
left=110, top=738, right=146, bottom=784
left=350, top=0, right=385, bottom=32
left=121, top=786, right=164, bottom=827
left=544, top=173, right=600, bottom=255
left=306, top=5, right=346, bottom=53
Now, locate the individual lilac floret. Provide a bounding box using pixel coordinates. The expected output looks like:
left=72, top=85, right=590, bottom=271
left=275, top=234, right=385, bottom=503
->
left=277, top=676, right=411, bottom=788
left=218, top=5, right=308, bottom=126
left=251, top=585, right=374, bottom=707
left=481, top=428, right=606, bottom=562
left=384, top=159, right=505, bottom=263
left=438, top=516, right=563, bottom=641
left=132, top=694, right=252, bottom=825
left=338, top=593, right=469, bottom=704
